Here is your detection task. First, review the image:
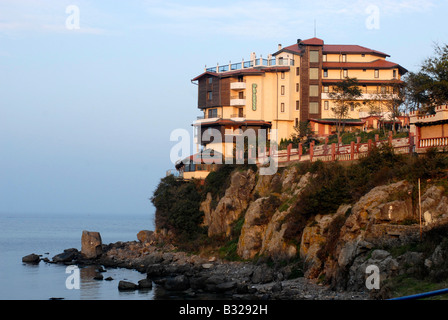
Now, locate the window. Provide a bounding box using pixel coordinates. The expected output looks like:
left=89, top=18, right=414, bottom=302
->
left=375, top=69, right=379, bottom=78
left=295, top=118, right=299, bottom=127
left=323, top=86, right=329, bottom=93
left=323, top=69, right=328, bottom=78
left=238, top=108, right=244, bottom=117
left=281, top=85, right=285, bottom=95
left=296, top=100, right=300, bottom=111
left=310, top=68, right=319, bottom=80
left=381, top=86, right=387, bottom=94
left=309, top=102, right=319, bottom=114
left=323, top=54, right=327, bottom=62
left=324, top=101, right=329, bottom=110
left=207, top=91, right=213, bottom=100
left=310, top=85, right=319, bottom=97
left=208, top=108, right=218, bottom=118
left=393, top=70, right=397, bottom=79
left=342, top=54, right=347, bottom=62
left=343, top=69, right=348, bottom=78
left=350, top=105, right=355, bottom=112
left=281, top=71, right=285, bottom=79
left=296, top=67, right=300, bottom=76
left=208, top=77, right=213, bottom=84
left=296, top=83, right=300, bottom=92
left=280, top=103, right=285, bottom=112
left=362, top=54, right=365, bottom=57
left=310, top=50, right=319, bottom=63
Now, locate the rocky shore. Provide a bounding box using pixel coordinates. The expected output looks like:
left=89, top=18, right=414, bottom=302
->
left=23, top=230, right=370, bottom=300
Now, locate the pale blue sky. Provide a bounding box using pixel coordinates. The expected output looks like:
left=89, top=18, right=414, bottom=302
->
left=0, top=0, right=447, bottom=216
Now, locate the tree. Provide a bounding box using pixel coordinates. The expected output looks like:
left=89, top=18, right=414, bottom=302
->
left=404, top=43, right=448, bottom=113
left=371, top=81, right=406, bottom=133
left=291, top=121, right=312, bottom=144
left=328, top=77, right=363, bottom=136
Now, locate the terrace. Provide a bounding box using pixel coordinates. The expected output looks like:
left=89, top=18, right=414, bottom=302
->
left=205, top=55, right=295, bottom=74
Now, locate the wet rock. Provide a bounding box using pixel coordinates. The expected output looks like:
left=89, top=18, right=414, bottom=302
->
left=52, top=248, right=79, bottom=263
left=164, top=275, right=189, bottom=291
left=118, top=280, right=138, bottom=291
left=138, top=278, right=153, bottom=289
left=22, top=253, right=40, bottom=263
left=81, top=231, right=102, bottom=259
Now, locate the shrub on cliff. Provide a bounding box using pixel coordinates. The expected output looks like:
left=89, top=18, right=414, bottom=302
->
left=151, top=175, right=205, bottom=242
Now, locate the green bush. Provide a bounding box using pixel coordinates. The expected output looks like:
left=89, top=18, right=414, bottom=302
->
left=151, top=175, right=205, bottom=243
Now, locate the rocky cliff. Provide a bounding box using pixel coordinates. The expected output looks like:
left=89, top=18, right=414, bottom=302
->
left=197, top=163, right=448, bottom=297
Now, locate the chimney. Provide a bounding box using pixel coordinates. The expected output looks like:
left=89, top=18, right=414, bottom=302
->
left=278, top=44, right=282, bottom=50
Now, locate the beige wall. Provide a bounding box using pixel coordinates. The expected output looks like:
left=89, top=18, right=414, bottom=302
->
left=324, top=53, right=386, bottom=63
left=420, top=124, right=447, bottom=139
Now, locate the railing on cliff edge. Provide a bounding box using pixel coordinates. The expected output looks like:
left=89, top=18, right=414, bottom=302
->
left=270, top=132, right=416, bottom=166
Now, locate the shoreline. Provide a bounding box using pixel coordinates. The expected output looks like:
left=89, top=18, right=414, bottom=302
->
left=31, top=239, right=371, bottom=300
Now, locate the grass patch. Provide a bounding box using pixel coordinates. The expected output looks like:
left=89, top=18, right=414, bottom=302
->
left=388, top=275, right=448, bottom=300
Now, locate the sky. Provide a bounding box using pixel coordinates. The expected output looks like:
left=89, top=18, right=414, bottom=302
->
left=0, top=0, right=447, bottom=217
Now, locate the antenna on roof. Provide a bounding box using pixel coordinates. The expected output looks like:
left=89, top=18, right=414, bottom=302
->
left=314, top=19, right=317, bottom=37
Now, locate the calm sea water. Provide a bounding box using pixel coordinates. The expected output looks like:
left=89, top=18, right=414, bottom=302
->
left=0, top=212, right=158, bottom=300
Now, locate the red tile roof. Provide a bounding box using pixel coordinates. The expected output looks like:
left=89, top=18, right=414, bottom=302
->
left=278, top=38, right=390, bottom=58
left=323, top=45, right=389, bottom=57
left=323, top=59, right=405, bottom=71
left=301, top=37, right=324, bottom=46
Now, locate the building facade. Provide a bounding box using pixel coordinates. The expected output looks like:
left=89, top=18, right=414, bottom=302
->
left=177, top=37, right=408, bottom=178
left=192, top=37, right=407, bottom=150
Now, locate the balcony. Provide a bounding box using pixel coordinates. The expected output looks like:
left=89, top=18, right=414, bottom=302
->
left=230, top=82, right=247, bottom=90
left=230, top=114, right=246, bottom=119
left=230, top=96, right=246, bottom=106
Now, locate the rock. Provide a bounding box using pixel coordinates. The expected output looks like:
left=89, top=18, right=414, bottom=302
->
left=105, top=277, right=114, bottom=281
left=215, top=281, right=237, bottom=293
left=203, top=169, right=257, bottom=237
left=164, top=275, right=189, bottom=291
left=251, top=265, right=274, bottom=284
left=202, top=263, right=213, bottom=269
left=370, top=249, right=391, bottom=261
left=52, top=248, right=79, bottom=263
left=118, top=280, right=138, bottom=291
left=81, top=231, right=102, bottom=259
left=272, top=282, right=283, bottom=292
left=93, top=274, right=104, bottom=280
left=22, top=253, right=40, bottom=263
left=138, top=279, right=153, bottom=289
left=137, top=230, right=154, bottom=243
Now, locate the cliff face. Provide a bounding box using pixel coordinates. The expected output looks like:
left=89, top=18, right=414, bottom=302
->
left=198, top=165, right=448, bottom=294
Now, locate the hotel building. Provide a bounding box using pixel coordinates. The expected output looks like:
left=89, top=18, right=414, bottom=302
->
left=176, top=37, right=408, bottom=178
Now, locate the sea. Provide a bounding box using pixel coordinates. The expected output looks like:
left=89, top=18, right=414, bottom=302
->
left=0, top=212, right=162, bottom=300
